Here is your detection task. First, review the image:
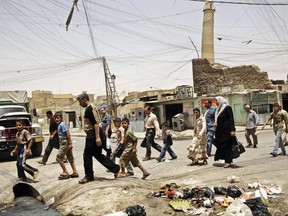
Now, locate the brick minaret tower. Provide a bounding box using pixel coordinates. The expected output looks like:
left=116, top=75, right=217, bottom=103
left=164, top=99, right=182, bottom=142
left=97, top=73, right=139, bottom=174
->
left=201, top=0, right=215, bottom=64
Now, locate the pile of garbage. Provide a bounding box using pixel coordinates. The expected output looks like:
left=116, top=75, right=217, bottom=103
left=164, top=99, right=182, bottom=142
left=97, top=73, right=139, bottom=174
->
left=150, top=178, right=283, bottom=215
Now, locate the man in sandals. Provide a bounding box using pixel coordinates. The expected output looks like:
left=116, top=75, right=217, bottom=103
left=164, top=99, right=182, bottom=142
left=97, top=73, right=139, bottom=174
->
left=77, top=93, right=120, bottom=184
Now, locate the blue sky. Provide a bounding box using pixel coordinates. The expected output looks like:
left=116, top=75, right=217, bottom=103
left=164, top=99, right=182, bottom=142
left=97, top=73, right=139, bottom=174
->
left=0, top=0, right=287, bottom=96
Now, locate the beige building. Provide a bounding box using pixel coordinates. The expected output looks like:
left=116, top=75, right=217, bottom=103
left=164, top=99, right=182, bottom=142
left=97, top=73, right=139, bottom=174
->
left=29, top=90, right=97, bottom=129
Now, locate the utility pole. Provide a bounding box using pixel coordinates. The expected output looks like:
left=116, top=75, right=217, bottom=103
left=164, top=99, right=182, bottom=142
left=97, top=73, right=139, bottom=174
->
left=101, top=57, right=119, bottom=117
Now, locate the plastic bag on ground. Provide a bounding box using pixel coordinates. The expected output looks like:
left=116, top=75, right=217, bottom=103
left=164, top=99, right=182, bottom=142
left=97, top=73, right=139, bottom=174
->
left=125, top=205, right=146, bottom=216
left=214, top=186, right=227, bottom=195
left=227, top=185, right=243, bottom=198
left=226, top=200, right=253, bottom=216
left=245, top=198, right=271, bottom=216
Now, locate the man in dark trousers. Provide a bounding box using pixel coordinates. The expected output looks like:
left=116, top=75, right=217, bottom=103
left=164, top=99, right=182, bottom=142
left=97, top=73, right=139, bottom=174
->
left=143, top=105, right=162, bottom=161
left=99, top=107, right=112, bottom=157
left=77, top=93, right=120, bottom=184
left=38, top=110, right=60, bottom=165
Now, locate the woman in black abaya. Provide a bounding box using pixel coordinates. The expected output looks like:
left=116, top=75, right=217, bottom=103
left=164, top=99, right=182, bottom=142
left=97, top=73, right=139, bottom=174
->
left=214, top=96, right=236, bottom=168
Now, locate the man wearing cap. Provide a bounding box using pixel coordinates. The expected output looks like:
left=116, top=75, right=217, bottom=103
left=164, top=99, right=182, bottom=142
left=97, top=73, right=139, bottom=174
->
left=244, top=104, right=259, bottom=148
left=77, top=93, right=120, bottom=184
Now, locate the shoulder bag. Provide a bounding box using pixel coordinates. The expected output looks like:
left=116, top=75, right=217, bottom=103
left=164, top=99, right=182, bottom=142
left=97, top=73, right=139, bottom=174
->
left=231, top=137, right=245, bottom=159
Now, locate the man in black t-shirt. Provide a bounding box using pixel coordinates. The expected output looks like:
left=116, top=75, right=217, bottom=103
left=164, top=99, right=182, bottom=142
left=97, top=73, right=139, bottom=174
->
left=77, top=93, right=120, bottom=184
left=38, top=110, right=60, bottom=165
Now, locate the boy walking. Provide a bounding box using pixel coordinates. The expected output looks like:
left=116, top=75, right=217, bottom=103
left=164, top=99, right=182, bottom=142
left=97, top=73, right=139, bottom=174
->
left=54, top=111, right=78, bottom=180
left=11, top=120, right=39, bottom=181
left=110, top=118, right=134, bottom=176
left=118, top=118, right=150, bottom=179
left=38, top=110, right=60, bottom=165
left=156, top=123, right=177, bottom=162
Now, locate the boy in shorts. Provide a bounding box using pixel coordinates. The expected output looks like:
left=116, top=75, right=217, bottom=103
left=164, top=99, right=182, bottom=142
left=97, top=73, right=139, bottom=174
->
left=55, top=111, right=78, bottom=180
left=118, top=118, right=150, bottom=179
left=110, top=118, right=134, bottom=176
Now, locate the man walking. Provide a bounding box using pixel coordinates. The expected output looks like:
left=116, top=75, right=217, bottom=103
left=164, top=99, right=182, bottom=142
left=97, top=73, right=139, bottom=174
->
left=143, top=106, right=162, bottom=161
left=77, top=93, right=120, bottom=184
left=38, top=110, right=59, bottom=165
left=244, top=104, right=259, bottom=148
left=262, top=103, right=287, bottom=156
left=99, top=107, right=112, bottom=158
left=204, top=99, right=216, bottom=156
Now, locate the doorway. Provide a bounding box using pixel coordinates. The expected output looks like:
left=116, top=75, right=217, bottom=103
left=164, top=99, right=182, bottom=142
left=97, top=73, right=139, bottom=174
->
left=165, top=104, right=183, bottom=127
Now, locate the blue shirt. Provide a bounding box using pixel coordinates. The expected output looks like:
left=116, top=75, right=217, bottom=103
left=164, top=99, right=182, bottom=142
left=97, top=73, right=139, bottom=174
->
left=205, top=107, right=216, bottom=128
left=101, top=113, right=111, bottom=131
left=58, top=121, right=69, bottom=140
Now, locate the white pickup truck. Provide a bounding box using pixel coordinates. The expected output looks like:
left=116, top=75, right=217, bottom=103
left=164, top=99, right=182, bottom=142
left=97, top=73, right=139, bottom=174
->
left=0, top=105, right=44, bottom=157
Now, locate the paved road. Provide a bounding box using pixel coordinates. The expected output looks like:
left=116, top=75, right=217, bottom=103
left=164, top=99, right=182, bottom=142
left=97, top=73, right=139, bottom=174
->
left=1, top=129, right=286, bottom=183
left=1, top=128, right=287, bottom=215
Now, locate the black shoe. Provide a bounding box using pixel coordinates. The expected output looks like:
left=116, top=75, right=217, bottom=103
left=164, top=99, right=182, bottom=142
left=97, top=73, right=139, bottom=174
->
left=245, top=144, right=252, bottom=148
left=270, top=152, right=277, bottom=157
left=79, top=177, right=94, bottom=184
left=253, top=145, right=257, bottom=148
left=171, top=156, right=178, bottom=160
left=126, top=172, right=134, bottom=176
left=278, top=152, right=286, bottom=155
left=155, top=157, right=161, bottom=162
left=37, top=161, right=46, bottom=165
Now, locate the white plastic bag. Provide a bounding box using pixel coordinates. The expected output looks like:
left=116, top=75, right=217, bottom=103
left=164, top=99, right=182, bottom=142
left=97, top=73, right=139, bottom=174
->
left=226, top=200, right=253, bottom=216
left=106, top=138, right=111, bottom=149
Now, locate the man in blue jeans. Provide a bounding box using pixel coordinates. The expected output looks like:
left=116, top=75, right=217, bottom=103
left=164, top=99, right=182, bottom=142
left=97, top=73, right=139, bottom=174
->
left=204, top=99, right=216, bottom=156
left=262, top=103, right=287, bottom=157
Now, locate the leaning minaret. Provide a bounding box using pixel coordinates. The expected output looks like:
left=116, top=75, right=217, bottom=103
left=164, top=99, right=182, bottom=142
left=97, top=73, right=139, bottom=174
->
left=201, top=0, right=215, bottom=64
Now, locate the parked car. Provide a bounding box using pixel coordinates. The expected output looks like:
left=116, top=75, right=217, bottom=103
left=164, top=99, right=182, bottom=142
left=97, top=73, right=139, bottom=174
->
left=0, top=105, right=44, bottom=157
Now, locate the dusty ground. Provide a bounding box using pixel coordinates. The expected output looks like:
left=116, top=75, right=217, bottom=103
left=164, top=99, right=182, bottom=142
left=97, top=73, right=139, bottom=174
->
left=0, top=129, right=288, bottom=215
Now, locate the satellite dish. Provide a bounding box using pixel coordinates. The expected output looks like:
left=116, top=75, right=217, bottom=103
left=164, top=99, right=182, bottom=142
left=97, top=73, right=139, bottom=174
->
left=118, top=91, right=126, bottom=101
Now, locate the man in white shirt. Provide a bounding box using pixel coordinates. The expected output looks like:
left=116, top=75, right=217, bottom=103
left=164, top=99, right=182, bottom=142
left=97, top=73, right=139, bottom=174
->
left=143, top=106, right=162, bottom=161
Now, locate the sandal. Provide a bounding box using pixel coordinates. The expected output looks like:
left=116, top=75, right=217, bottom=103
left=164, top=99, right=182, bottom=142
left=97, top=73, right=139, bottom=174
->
left=202, top=160, right=208, bottom=165
left=141, top=173, right=150, bottom=180
left=223, top=163, right=231, bottom=168
left=190, top=161, right=199, bottom=166
left=58, top=175, right=70, bottom=180
left=116, top=173, right=127, bottom=178
left=69, top=174, right=79, bottom=178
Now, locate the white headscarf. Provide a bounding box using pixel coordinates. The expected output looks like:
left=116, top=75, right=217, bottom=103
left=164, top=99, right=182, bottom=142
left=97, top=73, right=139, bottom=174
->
left=215, top=96, right=227, bottom=124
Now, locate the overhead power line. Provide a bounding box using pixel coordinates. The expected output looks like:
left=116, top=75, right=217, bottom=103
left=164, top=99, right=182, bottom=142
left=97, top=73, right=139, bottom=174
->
left=187, top=0, right=288, bottom=6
